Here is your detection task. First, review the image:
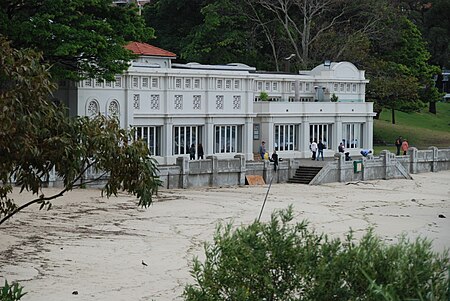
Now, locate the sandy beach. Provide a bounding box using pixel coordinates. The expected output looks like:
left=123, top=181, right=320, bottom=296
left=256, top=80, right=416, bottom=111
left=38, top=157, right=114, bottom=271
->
left=1, top=171, right=449, bottom=301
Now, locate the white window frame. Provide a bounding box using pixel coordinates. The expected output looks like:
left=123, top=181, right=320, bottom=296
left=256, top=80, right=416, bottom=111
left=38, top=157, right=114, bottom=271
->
left=342, top=123, right=363, bottom=149
left=132, top=77, right=139, bottom=88
left=310, top=124, right=332, bottom=149
left=115, top=76, right=122, bottom=88
left=234, top=79, right=240, bottom=90
left=274, top=124, right=298, bottom=151
left=151, top=77, right=159, bottom=88
left=217, top=79, right=223, bottom=89
left=185, top=78, right=191, bottom=89
left=214, top=125, right=241, bottom=154
left=173, top=126, right=202, bottom=155
left=175, top=78, right=182, bottom=89
left=194, top=78, right=201, bottom=89
left=142, top=77, right=149, bottom=88
left=135, top=126, right=161, bottom=156
left=257, top=81, right=263, bottom=91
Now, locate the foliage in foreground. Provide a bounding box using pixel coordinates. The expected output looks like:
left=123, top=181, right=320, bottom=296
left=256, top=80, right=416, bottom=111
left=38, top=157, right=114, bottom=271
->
left=0, top=36, right=161, bottom=226
left=0, top=281, right=26, bottom=301
left=184, top=206, right=449, bottom=301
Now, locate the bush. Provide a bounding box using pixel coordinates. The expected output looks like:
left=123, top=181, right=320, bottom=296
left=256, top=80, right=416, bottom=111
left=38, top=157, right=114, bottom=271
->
left=0, top=280, right=26, bottom=301
left=184, top=206, right=449, bottom=301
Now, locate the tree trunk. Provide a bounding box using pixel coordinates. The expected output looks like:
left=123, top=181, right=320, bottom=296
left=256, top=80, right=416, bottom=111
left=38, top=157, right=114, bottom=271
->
left=429, top=101, right=437, bottom=114
left=373, top=107, right=382, bottom=119
left=391, top=107, right=396, bottom=124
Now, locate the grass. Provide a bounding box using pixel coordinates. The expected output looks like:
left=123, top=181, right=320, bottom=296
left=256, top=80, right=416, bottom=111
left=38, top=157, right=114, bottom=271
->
left=373, top=102, right=450, bottom=153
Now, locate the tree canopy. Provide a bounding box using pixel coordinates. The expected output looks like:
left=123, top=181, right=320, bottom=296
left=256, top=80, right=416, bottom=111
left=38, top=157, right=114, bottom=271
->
left=0, top=36, right=160, bottom=225
left=0, top=0, right=154, bottom=80
left=144, top=0, right=445, bottom=114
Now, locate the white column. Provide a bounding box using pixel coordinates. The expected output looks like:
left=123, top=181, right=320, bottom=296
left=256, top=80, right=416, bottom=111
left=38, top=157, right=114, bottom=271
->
left=205, top=117, right=214, bottom=156
left=243, top=117, right=253, bottom=160
left=335, top=116, right=343, bottom=152
left=366, top=116, right=374, bottom=149
left=301, top=118, right=310, bottom=153
left=163, top=117, right=173, bottom=162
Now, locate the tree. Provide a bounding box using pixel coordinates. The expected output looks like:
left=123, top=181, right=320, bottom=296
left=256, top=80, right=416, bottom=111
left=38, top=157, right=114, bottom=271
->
left=366, top=60, right=421, bottom=123
left=0, top=36, right=161, bottom=226
left=184, top=206, right=449, bottom=300
left=143, top=0, right=206, bottom=60
left=0, top=0, right=154, bottom=81
left=384, top=18, right=441, bottom=114
left=180, top=0, right=270, bottom=69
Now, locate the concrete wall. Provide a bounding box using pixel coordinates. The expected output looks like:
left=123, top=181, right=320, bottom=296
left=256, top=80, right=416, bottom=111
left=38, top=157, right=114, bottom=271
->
left=311, top=147, right=449, bottom=184
left=44, top=147, right=450, bottom=189
left=156, top=155, right=300, bottom=189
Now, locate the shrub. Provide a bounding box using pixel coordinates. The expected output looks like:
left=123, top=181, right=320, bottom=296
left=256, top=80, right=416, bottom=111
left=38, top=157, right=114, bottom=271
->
left=0, top=280, right=26, bottom=301
left=260, top=91, right=269, bottom=101
left=184, top=206, right=449, bottom=301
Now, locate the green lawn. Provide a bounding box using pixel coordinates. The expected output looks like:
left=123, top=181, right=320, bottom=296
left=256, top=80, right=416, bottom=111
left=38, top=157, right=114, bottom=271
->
left=373, top=102, right=450, bottom=153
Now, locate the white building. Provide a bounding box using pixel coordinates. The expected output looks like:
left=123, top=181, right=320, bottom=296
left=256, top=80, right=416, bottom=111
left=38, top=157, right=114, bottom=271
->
left=56, top=42, right=374, bottom=165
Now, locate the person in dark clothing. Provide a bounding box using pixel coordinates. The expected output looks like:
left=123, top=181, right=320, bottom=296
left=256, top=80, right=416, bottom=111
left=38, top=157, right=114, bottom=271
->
left=189, top=144, right=196, bottom=160
left=197, top=143, right=204, bottom=159
left=270, top=150, right=279, bottom=171
left=338, top=142, right=345, bottom=153
left=317, top=139, right=326, bottom=161
left=395, top=136, right=403, bottom=156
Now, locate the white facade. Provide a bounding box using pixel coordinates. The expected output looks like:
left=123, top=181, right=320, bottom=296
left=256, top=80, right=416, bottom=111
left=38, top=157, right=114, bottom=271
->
left=56, top=56, right=374, bottom=165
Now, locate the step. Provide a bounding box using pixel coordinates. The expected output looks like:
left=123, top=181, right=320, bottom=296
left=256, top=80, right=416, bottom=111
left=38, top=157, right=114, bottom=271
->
left=288, top=165, right=323, bottom=185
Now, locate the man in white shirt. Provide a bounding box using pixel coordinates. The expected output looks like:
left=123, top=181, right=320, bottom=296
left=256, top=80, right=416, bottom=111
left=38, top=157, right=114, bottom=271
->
left=310, top=140, right=318, bottom=160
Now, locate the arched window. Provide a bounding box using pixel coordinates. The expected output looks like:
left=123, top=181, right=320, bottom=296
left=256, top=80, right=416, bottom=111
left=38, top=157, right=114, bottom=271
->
left=108, top=100, right=120, bottom=118
left=87, top=100, right=99, bottom=116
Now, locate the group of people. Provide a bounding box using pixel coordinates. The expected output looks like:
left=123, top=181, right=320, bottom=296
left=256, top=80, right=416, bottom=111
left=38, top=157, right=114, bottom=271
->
left=309, top=139, right=326, bottom=161
left=188, top=143, right=204, bottom=160
left=395, top=136, right=409, bottom=156
left=259, top=141, right=279, bottom=171
left=256, top=136, right=411, bottom=165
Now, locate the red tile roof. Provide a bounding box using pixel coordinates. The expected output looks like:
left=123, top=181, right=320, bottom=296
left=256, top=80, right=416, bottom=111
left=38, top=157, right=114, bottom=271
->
left=125, top=42, right=176, bottom=58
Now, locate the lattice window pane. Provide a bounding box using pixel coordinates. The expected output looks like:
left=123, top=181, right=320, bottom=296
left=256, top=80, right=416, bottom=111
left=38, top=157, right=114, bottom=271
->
left=193, top=95, right=201, bottom=110
left=151, top=95, right=160, bottom=110
left=233, top=96, right=241, bottom=110
left=174, top=95, right=183, bottom=110
left=133, top=94, right=140, bottom=109
left=216, top=95, right=224, bottom=110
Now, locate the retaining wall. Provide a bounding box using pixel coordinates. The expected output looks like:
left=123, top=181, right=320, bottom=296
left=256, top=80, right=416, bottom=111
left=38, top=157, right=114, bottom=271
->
left=45, top=147, right=450, bottom=189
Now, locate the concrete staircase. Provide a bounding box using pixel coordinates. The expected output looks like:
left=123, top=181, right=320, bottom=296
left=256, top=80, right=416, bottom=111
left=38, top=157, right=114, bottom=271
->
left=288, top=166, right=323, bottom=184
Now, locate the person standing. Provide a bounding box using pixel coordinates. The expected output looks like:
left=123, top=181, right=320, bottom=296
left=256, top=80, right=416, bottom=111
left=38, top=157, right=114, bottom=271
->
left=401, top=139, right=409, bottom=155
left=317, top=139, right=325, bottom=161
left=310, top=140, right=318, bottom=160
left=338, top=142, right=345, bottom=153
left=270, top=150, right=279, bottom=171
left=395, top=136, right=403, bottom=156
left=197, top=143, right=204, bottom=159
left=189, top=144, right=196, bottom=160
left=259, top=141, right=266, bottom=159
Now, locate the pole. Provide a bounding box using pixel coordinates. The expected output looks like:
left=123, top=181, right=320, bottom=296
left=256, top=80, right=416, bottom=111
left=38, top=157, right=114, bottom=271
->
left=257, top=172, right=275, bottom=222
